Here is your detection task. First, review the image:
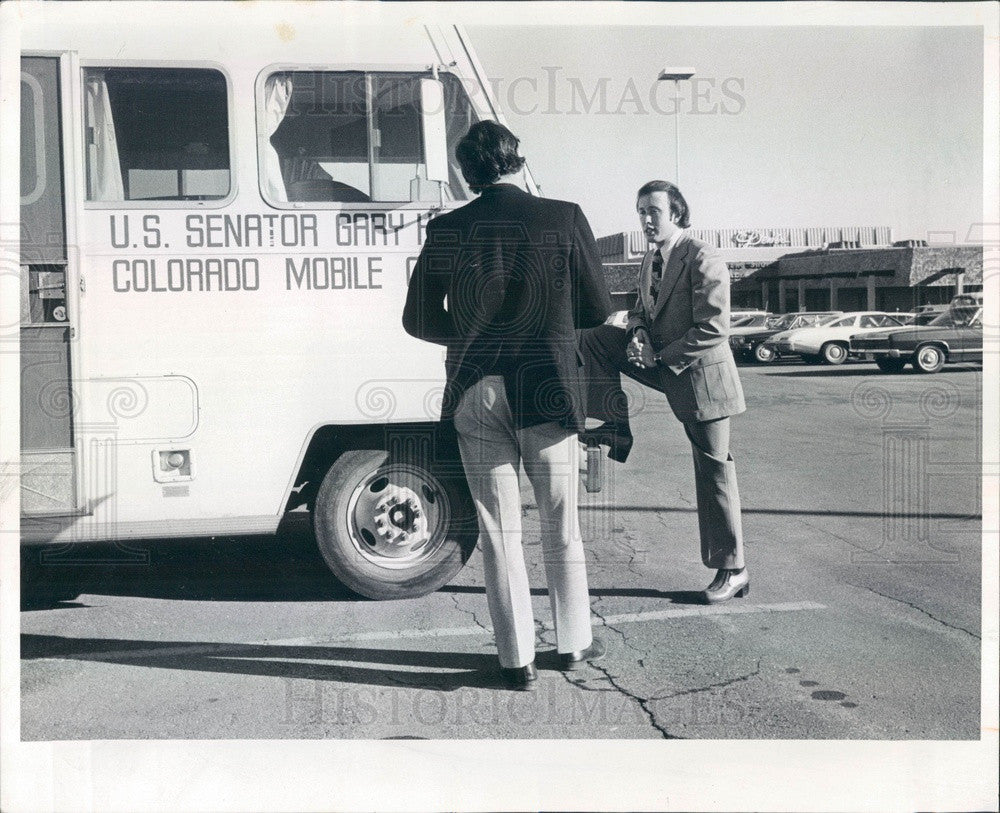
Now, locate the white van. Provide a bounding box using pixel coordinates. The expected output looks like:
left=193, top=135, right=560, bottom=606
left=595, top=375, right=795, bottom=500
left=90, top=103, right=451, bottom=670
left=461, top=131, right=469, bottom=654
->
left=15, top=5, right=540, bottom=599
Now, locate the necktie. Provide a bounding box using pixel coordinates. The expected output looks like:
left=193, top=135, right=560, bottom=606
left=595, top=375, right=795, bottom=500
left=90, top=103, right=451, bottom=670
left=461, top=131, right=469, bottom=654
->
left=649, top=251, right=664, bottom=302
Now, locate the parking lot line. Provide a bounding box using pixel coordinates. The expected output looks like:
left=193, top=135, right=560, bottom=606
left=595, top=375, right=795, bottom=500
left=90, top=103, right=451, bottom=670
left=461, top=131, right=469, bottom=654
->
left=25, top=602, right=826, bottom=663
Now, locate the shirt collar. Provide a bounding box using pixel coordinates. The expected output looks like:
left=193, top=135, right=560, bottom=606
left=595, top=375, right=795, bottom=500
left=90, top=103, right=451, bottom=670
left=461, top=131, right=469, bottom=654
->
left=657, top=229, right=684, bottom=261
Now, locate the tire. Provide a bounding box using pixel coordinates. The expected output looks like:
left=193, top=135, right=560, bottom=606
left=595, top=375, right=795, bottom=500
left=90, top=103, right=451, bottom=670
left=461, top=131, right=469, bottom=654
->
left=913, top=344, right=946, bottom=374
left=820, top=342, right=848, bottom=365
left=875, top=357, right=906, bottom=373
left=753, top=343, right=775, bottom=363
left=313, top=448, right=477, bottom=600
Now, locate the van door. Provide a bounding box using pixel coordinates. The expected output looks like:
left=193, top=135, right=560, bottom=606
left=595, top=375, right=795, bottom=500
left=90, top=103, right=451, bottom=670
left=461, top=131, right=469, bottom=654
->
left=21, top=55, right=80, bottom=514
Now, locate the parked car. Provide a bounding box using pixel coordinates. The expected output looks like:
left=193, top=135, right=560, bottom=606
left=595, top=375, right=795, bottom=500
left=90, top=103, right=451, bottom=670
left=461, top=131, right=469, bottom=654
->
left=730, top=311, right=842, bottom=363
left=849, top=294, right=983, bottom=373
left=762, top=311, right=908, bottom=364
left=906, top=306, right=948, bottom=325
left=731, top=310, right=770, bottom=326
left=730, top=313, right=776, bottom=335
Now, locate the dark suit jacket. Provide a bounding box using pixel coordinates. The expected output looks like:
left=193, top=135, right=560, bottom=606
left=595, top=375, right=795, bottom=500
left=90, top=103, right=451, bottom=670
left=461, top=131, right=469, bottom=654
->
left=625, top=234, right=745, bottom=423
left=403, top=184, right=612, bottom=433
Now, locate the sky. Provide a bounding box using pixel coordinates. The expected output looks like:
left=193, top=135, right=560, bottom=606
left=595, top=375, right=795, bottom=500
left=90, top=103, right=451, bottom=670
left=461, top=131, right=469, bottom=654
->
left=467, top=25, right=984, bottom=243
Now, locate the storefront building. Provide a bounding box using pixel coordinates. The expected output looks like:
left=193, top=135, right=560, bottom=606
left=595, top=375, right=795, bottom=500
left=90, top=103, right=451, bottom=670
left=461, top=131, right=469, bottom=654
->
left=596, top=226, right=983, bottom=314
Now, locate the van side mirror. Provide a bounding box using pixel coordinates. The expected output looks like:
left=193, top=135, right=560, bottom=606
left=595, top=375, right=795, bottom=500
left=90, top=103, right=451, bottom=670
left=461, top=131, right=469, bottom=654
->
left=419, top=78, right=449, bottom=184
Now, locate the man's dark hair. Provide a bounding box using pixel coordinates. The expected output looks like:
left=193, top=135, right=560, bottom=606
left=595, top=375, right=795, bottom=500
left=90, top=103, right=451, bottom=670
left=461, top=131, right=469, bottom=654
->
left=455, top=121, right=527, bottom=191
left=636, top=180, right=691, bottom=228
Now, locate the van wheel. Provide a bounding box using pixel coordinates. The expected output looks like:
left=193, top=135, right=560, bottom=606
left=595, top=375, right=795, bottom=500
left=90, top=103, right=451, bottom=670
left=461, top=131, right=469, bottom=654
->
left=313, top=449, right=476, bottom=600
left=821, top=342, right=848, bottom=365
left=913, top=344, right=946, bottom=374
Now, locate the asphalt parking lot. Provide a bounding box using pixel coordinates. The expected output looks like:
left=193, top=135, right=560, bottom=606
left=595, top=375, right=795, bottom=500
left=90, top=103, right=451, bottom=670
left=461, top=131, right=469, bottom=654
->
left=21, top=359, right=984, bottom=740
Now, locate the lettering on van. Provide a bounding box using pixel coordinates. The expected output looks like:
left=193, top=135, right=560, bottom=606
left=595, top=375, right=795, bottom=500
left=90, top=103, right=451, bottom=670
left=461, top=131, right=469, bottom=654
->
left=334, top=213, right=408, bottom=247
left=285, top=257, right=383, bottom=290
left=108, top=214, right=320, bottom=249
left=186, top=214, right=318, bottom=248
left=106, top=212, right=436, bottom=251
left=112, top=258, right=260, bottom=292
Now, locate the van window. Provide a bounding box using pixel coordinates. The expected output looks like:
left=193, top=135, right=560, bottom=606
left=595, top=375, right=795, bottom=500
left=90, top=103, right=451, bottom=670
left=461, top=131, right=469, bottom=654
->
left=84, top=67, right=230, bottom=202
left=260, top=71, right=477, bottom=205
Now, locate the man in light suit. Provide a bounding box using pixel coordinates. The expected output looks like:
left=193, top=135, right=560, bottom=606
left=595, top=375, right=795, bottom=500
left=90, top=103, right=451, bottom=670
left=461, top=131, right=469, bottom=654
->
left=579, top=180, right=748, bottom=603
left=403, top=121, right=612, bottom=689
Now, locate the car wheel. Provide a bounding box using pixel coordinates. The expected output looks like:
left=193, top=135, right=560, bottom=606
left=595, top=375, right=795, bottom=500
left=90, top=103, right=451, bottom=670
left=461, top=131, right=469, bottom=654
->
left=753, top=344, right=775, bottom=363
left=820, top=342, right=848, bottom=365
left=875, top=358, right=906, bottom=373
left=313, top=448, right=477, bottom=600
left=913, top=344, right=946, bottom=374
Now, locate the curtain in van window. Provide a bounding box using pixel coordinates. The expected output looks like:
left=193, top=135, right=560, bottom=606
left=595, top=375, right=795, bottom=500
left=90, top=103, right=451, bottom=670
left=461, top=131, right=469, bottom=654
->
left=84, top=72, right=124, bottom=201
left=263, top=74, right=293, bottom=202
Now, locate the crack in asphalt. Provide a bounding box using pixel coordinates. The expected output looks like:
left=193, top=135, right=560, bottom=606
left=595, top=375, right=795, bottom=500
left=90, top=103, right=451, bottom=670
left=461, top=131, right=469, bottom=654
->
left=585, top=659, right=681, bottom=739
left=648, top=659, right=763, bottom=701
left=448, top=593, right=492, bottom=636
left=572, top=603, right=679, bottom=739
left=592, top=601, right=648, bottom=658
left=851, top=583, right=981, bottom=641
left=781, top=516, right=980, bottom=641
left=794, top=516, right=866, bottom=549
left=615, top=531, right=651, bottom=574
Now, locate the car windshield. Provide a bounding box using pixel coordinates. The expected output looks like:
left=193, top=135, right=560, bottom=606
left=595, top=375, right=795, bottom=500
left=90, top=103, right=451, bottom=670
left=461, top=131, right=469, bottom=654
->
left=731, top=316, right=755, bottom=327
left=928, top=307, right=982, bottom=328
left=788, top=314, right=836, bottom=329
left=766, top=314, right=796, bottom=329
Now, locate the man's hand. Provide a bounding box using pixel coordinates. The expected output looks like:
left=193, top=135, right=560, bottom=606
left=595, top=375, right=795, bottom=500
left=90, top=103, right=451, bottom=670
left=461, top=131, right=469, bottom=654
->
left=627, top=328, right=657, bottom=369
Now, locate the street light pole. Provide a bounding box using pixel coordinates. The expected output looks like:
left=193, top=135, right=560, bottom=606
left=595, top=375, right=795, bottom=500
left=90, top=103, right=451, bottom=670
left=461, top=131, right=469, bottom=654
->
left=658, top=68, right=695, bottom=185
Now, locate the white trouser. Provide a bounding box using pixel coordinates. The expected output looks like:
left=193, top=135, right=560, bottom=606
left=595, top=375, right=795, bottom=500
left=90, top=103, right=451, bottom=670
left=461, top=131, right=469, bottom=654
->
left=453, top=375, right=594, bottom=668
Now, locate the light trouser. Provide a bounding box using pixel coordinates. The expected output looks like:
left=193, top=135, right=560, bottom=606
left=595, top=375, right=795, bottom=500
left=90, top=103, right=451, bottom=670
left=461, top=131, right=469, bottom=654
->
left=453, top=375, right=594, bottom=669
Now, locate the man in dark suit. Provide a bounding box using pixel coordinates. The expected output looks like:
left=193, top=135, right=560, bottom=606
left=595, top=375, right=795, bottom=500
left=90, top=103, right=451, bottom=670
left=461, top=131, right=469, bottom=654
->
left=579, top=180, right=749, bottom=604
left=403, top=121, right=612, bottom=689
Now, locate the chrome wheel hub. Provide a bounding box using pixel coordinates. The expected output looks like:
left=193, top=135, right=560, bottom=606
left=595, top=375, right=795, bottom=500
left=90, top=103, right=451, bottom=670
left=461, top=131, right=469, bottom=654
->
left=346, top=464, right=449, bottom=569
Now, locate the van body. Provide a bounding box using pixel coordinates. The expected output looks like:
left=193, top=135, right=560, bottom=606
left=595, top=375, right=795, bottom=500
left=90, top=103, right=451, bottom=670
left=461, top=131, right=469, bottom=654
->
left=16, top=5, right=538, bottom=598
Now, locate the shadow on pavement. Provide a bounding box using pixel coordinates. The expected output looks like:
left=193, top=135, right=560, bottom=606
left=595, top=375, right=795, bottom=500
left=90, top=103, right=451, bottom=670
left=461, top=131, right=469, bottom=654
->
left=21, top=514, right=358, bottom=610
left=440, top=584, right=705, bottom=604
left=20, top=633, right=552, bottom=691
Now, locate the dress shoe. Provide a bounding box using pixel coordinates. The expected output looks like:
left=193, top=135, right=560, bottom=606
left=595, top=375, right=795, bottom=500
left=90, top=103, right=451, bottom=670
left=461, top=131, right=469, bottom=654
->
left=578, top=423, right=633, bottom=464
left=703, top=568, right=749, bottom=604
left=499, top=661, right=538, bottom=690
left=558, top=636, right=607, bottom=670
